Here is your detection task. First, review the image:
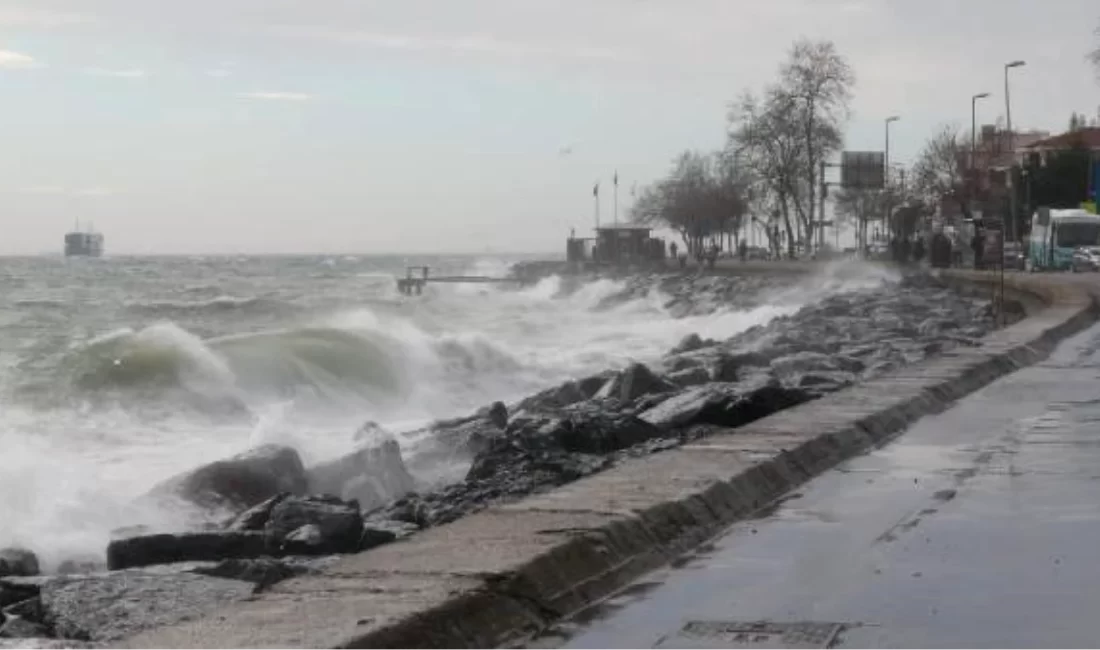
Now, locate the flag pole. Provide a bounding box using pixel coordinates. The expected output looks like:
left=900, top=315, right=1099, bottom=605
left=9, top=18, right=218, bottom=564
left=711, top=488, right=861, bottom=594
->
left=593, top=182, right=600, bottom=231
left=613, top=171, right=619, bottom=226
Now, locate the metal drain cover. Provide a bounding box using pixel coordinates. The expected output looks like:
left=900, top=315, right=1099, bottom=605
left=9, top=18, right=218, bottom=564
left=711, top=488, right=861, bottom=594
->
left=654, top=620, right=844, bottom=649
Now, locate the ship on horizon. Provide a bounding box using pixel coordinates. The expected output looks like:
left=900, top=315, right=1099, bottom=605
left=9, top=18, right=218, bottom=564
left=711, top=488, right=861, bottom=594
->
left=64, top=221, right=104, bottom=257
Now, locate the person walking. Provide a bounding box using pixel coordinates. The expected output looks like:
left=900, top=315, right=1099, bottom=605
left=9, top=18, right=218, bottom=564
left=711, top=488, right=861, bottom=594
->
left=972, top=230, right=984, bottom=270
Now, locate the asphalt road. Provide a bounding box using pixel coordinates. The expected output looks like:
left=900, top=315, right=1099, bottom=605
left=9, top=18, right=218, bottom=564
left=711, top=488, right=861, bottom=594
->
left=534, top=320, right=1100, bottom=649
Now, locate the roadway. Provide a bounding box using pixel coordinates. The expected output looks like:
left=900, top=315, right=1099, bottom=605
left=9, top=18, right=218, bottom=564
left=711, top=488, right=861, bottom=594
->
left=535, top=318, right=1100, bottom=648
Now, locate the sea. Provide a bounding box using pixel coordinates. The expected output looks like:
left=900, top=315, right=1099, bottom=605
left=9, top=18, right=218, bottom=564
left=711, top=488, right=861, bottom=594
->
left=0, top=254, right=892, bottom=568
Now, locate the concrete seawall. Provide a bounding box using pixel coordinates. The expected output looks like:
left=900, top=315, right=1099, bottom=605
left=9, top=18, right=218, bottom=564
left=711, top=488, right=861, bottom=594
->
left=122, top=271, right=1098, bottom=649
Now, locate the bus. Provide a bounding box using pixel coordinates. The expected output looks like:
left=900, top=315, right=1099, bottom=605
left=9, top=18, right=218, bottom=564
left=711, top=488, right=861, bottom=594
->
left=1025, top=208, right=1100, bottom=271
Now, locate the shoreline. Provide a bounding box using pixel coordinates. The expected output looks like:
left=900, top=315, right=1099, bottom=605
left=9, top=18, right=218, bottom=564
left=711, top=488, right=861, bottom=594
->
left=0, top=263, right=1019, bottom=646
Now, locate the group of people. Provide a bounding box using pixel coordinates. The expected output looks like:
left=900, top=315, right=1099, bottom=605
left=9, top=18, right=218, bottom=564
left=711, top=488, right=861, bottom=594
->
left=886, top=230, right=988, bottom=270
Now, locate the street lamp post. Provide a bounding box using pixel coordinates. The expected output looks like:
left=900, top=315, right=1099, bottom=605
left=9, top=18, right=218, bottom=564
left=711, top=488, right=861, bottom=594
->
left=884, top=116, right=900, bottom=241
left=971, top=92, right=991, bottom=173
left=1004, top=60, right=1026, bottom=243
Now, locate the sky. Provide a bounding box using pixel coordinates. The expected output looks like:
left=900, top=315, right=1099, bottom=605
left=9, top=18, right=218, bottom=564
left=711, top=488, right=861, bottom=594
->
left=0, top=0, right=1097, bottom=255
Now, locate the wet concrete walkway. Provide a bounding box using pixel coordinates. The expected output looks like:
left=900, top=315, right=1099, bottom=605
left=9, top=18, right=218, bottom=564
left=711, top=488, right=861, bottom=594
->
left=541, top=321, right=1100, bottom=649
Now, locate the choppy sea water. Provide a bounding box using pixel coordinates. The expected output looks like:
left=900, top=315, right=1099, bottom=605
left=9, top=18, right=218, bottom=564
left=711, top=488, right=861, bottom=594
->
left=0, top=254, right=895, bottom=567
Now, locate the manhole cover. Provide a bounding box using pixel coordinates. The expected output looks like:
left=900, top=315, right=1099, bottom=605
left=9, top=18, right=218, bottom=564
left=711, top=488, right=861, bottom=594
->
left=654, top=620, right=844, bottom=649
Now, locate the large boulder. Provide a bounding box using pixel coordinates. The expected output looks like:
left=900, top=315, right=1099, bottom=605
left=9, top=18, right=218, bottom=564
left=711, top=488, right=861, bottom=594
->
left=0, top=549, right=39, bottom=578
left=189, top=557, right=306, bottom=590
left=106, top=531, right=268, bottom=571
left=708, top=350, right=773, bottom=382
left=640, top=377, right=813, bottom=430
left=770, top=351, right=840, bottom=377
left=0, top=617, right=49, bottom=640
left=594, top=363, right=677, bottom=403
left=305, top=439, right=416, bottom=512
left=465, top=410, right=661, bottom=483
left=150, top=445, right=308, bottom=512
left=263, top=495, right=363, bottom=555
left=39, top=571, right=254, bottom=643
left=516, top=381, right=588, bottom=413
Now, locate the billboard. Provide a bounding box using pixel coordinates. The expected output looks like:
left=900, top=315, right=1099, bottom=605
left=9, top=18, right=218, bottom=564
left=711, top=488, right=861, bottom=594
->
left=840, top=151, right=886, bottom=190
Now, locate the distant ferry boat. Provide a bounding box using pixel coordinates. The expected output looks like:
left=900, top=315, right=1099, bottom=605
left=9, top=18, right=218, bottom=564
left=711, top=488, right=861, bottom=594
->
left=64, top=224, right=104, bottom=257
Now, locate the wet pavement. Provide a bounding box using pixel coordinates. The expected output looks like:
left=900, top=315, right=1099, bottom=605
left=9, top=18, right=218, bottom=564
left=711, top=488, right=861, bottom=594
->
left=538, top=321, right=1100, bottom=649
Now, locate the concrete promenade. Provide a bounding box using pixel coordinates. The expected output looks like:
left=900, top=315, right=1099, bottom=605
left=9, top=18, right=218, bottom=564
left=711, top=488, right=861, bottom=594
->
left=553, top=305, right=1100, bottom=648
left=122, top=270, right=1100, bottom=648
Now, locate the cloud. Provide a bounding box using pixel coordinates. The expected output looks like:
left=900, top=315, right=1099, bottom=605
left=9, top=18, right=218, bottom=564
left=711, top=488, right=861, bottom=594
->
left=84, top=67, right=147, bottom=79
left=0, top=49, right=41, bottom=69
left=237, top=91, right=313, bottom=101
left=270, top=26, right=637, bottom=63
left=13, top=186, right=117, bottom=197
left=0, top=8, right=92, bottom=28
left=207, top=68, right=232, bottom=78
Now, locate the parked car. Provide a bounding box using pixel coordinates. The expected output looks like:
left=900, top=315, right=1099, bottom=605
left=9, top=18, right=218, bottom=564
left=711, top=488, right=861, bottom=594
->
left=1071, top=246, right=1100, bottom=272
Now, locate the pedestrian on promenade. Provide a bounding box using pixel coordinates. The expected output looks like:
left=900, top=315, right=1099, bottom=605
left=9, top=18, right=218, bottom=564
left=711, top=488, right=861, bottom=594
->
left=972, top=230, right=984, bottom=269
left=913, top=237, right=926, bottom=264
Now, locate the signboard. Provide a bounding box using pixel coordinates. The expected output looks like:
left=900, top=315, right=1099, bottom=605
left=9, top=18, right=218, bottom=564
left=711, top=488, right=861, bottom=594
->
left=840, top=151, right=886, bottom=190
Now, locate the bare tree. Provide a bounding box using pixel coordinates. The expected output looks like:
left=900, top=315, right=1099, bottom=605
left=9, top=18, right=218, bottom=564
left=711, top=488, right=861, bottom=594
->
left=912, top=124, right=971, bottom=220
left=728, top=88, right=804, bottom=257
left=780, top=39, right=855, bottom=249
left=630, top=150, right=748, bottom=256
left=1090, top=19, right=1100, bottom=80
left=728, top=39, right=853, bottom=257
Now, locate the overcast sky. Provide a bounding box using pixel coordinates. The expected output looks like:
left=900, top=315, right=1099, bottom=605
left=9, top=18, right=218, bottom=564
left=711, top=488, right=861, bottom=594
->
left=0, top=0, right=1097, bottom=254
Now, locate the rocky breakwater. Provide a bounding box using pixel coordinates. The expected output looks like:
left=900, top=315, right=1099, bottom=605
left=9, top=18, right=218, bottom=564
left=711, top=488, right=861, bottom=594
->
left=367, top=273, right=998, bottom=531
left=0, top=270, right=999, bottom=646
left=0, top=439, right=419, bottom=646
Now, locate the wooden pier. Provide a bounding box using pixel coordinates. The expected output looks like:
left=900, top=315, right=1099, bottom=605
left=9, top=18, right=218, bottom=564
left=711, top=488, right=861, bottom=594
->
left=396, top=266, right=525, bottom=295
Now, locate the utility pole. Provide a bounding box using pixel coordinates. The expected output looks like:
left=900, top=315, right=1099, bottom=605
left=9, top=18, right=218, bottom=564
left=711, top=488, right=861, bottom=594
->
left=885, top=116, right=900, bottom=240
left=1005, top=60, right=1025, bottom=243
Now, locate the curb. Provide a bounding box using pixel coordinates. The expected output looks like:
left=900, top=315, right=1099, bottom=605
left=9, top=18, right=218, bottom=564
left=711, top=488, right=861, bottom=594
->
left=122, top=272, right=1098, bottom=649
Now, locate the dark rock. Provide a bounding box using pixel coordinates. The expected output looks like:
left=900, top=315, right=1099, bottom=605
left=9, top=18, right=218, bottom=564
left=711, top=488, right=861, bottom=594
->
left=0, top=549, right=39, bottom=578
left=670, top=333, right=714, bottom=354
left=2, top=596, right=43, bottom=622
left=575, top=372, right=614, bottom=399
left=640, top=377, right=813, bottom=430
left=595, top=363, right=677, bottom=403
left=106, top=531, right=268, bottom=571
left=0, top=582, right=39, bottom=610
left=150, top=444, right=308, bottom=512
left=770, top=351, right=840, bottom=377
left=190, top=558, right=305, bottom=589
left=708, top=350, right=772, bottom=382
left=225, top=493, right=290, bottom=531
left=521, top=381, right=588, bottom=412
left=280, top=524, right=323, bottom=553
left=487, top=401, right=509, bottom=429
left=305, top=440, right=416, bottom=512
left=360, top=520, right=418, bottom=551
left=0, top=617, right=49, bottom=639
left=552, top=412, right=665, bottom=455
left=39, top=571, right=254, bottom=642
left=264, top=495, right=363, bottom=555
left=667, top=367, right=711, bottom=387
left=795, top=371, right=857, bottom=393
